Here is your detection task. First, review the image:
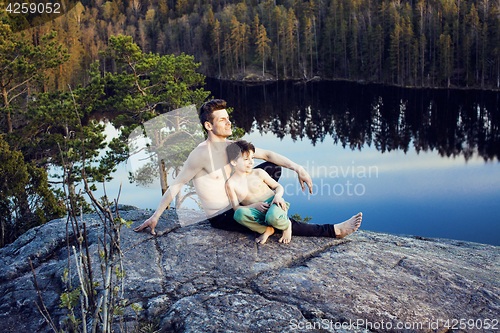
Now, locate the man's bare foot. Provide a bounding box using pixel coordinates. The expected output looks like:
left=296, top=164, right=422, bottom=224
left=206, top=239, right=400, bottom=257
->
left=256, top=227, right=274, bottom=244
left=278, top=221, right=292, bottom=244
left=334, top=213, right=362, bottom=238
left=133, top=217, right=158, bottom=235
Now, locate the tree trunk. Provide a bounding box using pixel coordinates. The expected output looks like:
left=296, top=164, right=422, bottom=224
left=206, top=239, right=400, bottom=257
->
left=6, top=112, right=12, bottom=134
left=1, top=221, right=4, bottom=248
left=159, top=159, right=170, bottom=209
left=174, top=166, right=181, bottom=208
left=2, top=86, right=12, bottom=133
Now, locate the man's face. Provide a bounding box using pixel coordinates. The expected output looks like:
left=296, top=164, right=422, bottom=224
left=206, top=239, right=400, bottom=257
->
left=232, top=150, right=255, bottom=173
left=207, top=109, right=232, bottom=137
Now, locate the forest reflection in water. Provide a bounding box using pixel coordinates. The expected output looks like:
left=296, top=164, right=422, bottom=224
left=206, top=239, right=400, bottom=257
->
left=204, top=78, right=500, bottom=246
left=207, top=78, right=500, bottom=162
left=97, top=80, right=500, bottom=246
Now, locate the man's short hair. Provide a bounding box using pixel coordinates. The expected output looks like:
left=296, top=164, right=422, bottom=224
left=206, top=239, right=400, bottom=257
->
left=226, top=140, right=255, bottom=163
left=199, top=99, right=227, bottom=131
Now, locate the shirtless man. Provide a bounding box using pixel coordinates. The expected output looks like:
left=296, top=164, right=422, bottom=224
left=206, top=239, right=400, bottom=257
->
left=133, top=99, right=362, bottom=238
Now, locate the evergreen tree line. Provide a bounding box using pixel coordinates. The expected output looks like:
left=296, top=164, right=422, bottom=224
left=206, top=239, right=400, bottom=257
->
left=7, top=0, right=500, bottom=89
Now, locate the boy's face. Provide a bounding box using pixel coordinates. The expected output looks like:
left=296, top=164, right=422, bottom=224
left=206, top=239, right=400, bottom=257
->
left=232, top=151, right=255, bottom=173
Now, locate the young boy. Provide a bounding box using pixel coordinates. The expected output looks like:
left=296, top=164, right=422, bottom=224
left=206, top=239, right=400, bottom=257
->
left=225, top=140, right=292, bottom=244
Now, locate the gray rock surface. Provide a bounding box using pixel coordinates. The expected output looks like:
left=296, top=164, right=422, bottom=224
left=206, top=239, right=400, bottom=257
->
left=1, top=208, right=499, bottom=332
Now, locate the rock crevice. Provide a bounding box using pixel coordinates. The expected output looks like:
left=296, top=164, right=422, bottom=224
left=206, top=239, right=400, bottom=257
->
left=1, top=208, right=499, bottom=332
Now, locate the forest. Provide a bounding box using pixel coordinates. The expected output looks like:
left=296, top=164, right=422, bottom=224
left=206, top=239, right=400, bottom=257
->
left=4, top=0, right=500, bottom=89
left=1, top=0, right=500, bottom=246
left=0, top=30, right=209, bottom=247
left=2, top=3, right=498, bottom=330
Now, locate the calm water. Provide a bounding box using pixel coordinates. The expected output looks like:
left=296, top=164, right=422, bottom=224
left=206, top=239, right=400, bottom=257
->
left=103, top=79, right=500, bottom=246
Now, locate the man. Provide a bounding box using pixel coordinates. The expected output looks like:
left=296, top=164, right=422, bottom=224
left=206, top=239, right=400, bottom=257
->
left=134, top=99, right=362, bottom=238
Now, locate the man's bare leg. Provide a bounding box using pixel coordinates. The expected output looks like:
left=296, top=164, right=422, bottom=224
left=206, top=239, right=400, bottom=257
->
left=334, top=212, right=362, bottom=238
left=278, top=220, right=292, bottom=244
left=256, top=227, right=275, bottom=244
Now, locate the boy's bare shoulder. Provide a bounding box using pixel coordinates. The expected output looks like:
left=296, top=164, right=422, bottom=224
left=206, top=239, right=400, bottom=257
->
left=251, top=168, right=268, bottom=178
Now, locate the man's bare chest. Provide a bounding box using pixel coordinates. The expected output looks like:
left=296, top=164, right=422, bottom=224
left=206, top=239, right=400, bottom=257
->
left=196, top=163, right=232, bottom=182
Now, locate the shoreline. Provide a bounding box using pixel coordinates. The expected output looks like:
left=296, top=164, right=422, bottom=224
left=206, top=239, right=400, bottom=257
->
left=207, top=74, right=500, bottom=92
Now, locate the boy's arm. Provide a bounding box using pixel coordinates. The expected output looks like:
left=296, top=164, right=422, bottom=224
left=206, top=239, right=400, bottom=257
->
left=253, top=147, right=313, bottom=194
left=260, top=170, right=287, bottom=211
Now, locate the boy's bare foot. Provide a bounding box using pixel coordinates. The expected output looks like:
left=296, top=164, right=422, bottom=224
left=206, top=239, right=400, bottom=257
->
left=334, top=213, right=362, bottom=238
left=256, top=227, right=274, bottom=244
left=133, top=217, right=158, bottom=235
left=278, top=221, right=292, bottom=244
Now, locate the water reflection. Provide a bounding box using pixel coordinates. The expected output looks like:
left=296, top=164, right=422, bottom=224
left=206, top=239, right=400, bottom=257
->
left=206, top=79, right=500, bottom=162
left=91, top=79, right=500, bottom=245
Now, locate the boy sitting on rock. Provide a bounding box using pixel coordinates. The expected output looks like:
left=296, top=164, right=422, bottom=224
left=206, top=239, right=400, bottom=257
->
left=225, top=140, right=292, bottom=244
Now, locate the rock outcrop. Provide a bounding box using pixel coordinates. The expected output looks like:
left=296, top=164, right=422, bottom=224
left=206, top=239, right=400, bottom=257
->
left=1, top=208, right=499, bottom=332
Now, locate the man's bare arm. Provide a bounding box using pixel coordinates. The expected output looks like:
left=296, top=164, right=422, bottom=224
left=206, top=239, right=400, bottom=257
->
left=226, top=181, right=243, bottom=211
left=133, top=148, right=205, bottom=234
left=253, top=147, right=313, bottom=194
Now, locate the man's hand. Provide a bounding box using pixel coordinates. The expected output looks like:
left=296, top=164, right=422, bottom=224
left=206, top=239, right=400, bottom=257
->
left=271, top=196, right=287, bottom=211
left=133, top=215, right=158, bottom=235
left=250, top=202, right=270, bottom=213
left=298, top=166, right=313, bottom=194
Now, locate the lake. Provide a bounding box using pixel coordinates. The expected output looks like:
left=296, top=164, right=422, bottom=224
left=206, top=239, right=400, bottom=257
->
left=101, top=78, right=500, bottom=246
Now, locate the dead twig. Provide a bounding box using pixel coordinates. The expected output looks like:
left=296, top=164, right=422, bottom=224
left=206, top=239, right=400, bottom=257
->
left=29, top=257, right=58, bottom=332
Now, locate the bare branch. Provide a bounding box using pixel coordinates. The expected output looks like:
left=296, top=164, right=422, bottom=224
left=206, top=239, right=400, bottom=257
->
left=7, top=76, right=34, bottom=96
left=2, top=55, right=19, bottom=71
left=29, top=258, right=58, bottom=332
left=7, top=87, right=28, bottom=105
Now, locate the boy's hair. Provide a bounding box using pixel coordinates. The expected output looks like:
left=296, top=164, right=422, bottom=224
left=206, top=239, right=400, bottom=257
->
left=199, top=99, right=227, bottom=131
left=226, top=140, right=255, bottom=163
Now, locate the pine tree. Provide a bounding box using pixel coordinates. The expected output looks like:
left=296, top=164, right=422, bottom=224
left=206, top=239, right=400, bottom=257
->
left=0, top=136, right=64, bottom=247
left=252, top=13, right=260, bottom=43
left=339, top=18, right=348, bottom=78
left=255, top=24, right=271, bottom=77
left=480, top=22, right=487, bottom=88
left=349, top=16, right=359, bottom=78
left=272, top=6, right=282, bottom=78
left=230, top=15, right=241, bottom=71
left=389, top=21, right=403, bottom=85
left=492, top=6, right=500, bottom=87
left=0, top=25, right=69, bottom=133
left=376, top=24, right=384, bottom=82
left=420, top=33, right=427, bottom=86
left=101, top=35, right=209, bottom=195
left=158, top=0, right=169, bottom=23
left=286, top=9, right=298, bottom=77
left=467, top=4, right=480, bottom=84
left=212, top=20, right=222, bottom=79
left=304, top=17, right=314, bottom=78
left=175, top=0, right=188, bottom=17
left=240, top=22, right=249, bottom=73
left=438, top=33, right=453, bottom=87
